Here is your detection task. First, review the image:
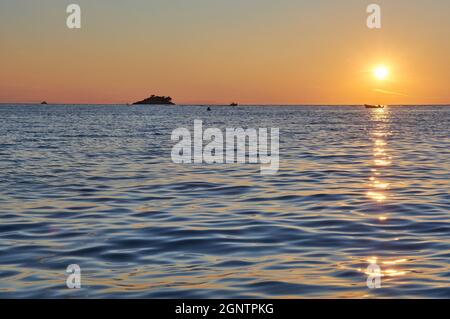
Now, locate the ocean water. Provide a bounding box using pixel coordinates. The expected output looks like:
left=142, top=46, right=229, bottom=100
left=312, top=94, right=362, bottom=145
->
left=0, top=104, right=449, bottom=298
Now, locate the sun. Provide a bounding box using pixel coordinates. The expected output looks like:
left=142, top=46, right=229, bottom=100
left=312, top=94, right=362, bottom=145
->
left=374, top=65, right=389, bottom=80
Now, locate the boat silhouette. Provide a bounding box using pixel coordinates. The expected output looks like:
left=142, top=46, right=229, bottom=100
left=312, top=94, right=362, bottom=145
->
left=364, top=104, right=385, bottom=109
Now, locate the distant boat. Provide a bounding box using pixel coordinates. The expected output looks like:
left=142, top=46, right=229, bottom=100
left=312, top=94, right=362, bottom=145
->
left=230, top=102, right=238, bottom=106
left=207, top=106, right=211, bottom=111
left=365, top=104, right=385, bottom=109
left=41, top=101, right=48, bottom=105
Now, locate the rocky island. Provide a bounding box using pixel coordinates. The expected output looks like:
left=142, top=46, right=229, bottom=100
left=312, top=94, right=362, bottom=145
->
left=133, top=95, right=175, bottom=105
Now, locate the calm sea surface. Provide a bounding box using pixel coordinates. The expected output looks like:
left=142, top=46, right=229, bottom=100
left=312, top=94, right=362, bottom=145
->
left=0, top=104, right=449, bottom=298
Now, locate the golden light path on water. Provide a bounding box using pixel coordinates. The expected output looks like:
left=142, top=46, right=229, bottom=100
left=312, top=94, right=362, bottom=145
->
left=360, top=108, right=409, bottom=286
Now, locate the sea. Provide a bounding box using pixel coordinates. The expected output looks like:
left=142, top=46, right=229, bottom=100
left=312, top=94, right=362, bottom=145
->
left=0, top=104, right=449, bottom=298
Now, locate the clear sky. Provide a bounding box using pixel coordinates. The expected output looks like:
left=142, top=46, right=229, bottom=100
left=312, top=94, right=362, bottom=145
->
left=0, top=0, right=449, bottom=104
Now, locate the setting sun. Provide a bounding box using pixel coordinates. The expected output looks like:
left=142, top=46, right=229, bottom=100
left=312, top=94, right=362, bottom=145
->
left=374, top=66, right=389, bottom=80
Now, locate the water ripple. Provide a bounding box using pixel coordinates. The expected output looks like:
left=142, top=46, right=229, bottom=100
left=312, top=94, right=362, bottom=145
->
left=0, top=105, right=449, bottom=298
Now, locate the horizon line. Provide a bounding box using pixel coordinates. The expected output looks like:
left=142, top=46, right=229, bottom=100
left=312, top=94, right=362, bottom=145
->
left=1, top=102, right=449, bottom=107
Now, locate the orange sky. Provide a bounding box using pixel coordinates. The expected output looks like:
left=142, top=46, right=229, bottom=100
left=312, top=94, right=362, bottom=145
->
left=0, top=0, right=449, bottom=105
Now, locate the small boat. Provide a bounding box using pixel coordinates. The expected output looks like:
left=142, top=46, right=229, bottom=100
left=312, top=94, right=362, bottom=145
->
left=41, top=101, right=48, bottom=105
left=230, top=102, right=238, bottom=106
left=365, top=104, right=385, bottom=109
left=207, top=106, right=211, bottom=111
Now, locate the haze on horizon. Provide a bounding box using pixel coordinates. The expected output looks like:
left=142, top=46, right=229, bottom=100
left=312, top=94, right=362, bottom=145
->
left=0, top=0, right=449, bottom=105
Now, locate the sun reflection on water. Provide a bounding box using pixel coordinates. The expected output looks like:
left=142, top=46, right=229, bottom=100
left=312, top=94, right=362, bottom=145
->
left=367, top=108, right=391, bottom=204
left=358, top=257, right=409, bottom=278
left=361, top=108, right=409, bottom=283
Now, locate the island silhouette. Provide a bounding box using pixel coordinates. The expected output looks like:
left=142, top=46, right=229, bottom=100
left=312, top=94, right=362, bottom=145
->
left=133, top=95, right=175, bottom=105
